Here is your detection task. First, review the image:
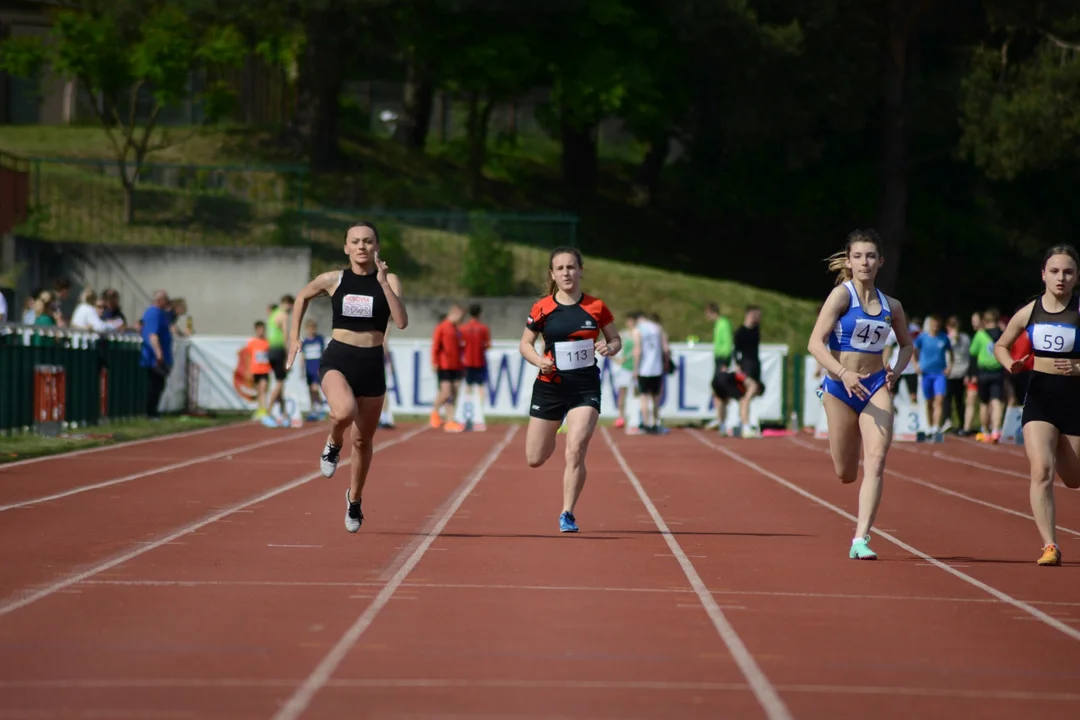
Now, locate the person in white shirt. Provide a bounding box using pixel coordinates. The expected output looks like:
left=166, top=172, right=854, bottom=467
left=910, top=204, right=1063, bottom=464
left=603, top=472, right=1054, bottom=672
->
left=70, top=289, right=109, bottom=331
left=632, top=312, right=670, bottom=434
left=0, top=289, right=7, bottom=323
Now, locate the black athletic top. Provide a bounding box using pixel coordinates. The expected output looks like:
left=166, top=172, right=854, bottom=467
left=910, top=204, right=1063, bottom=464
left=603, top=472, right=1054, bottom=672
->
left=330, top=268, right=391, bottom=334
left=1025, top=293, right=1080, bottom=360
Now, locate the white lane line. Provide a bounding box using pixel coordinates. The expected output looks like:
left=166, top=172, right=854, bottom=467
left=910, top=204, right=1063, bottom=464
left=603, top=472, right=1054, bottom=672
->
left=788, top=436, right=1080, bottom=537
left=601, top=426, right=793, bottom=720
left=691, top=430, right=1080, bottom=643
left=0, top=426, right=325, bottom=512
left=271, top=425, right=518, bottom=720
left=0, top=423, right=238, bottom=470
left=0, top=426, right=428, bottom=618
left=4, top=677, right=1080, bottom=702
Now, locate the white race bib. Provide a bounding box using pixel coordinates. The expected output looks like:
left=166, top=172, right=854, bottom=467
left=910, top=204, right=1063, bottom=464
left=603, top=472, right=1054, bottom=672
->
left=1031, top=323, right=1077, bottom=353
left=554, top=338, right=595, bottom=370
left=254, top=350, right=269, bottom=364
left=851, top=318, right=889, bottom=352
left=302, top=343, right=322, bottom=360
left=342, top=294, right=373, bottom=318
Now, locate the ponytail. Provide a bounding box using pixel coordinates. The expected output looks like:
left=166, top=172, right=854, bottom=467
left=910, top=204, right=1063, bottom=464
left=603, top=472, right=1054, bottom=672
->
left=825, top=251, right=852, bottom=286
left=545, top=276, right=558, bottom=296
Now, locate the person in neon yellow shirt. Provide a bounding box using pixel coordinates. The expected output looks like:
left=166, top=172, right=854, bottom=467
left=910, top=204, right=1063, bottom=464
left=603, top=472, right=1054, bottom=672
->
left=704, top=302, right=734, bottom=431
left=968, top=308, right=1005, bottom=442
left=265, top=294, right=295, bottom=427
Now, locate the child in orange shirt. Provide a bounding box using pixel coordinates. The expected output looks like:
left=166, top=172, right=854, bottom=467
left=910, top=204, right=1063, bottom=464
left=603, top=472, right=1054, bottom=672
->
left=241, top=320, right=273, bottom=424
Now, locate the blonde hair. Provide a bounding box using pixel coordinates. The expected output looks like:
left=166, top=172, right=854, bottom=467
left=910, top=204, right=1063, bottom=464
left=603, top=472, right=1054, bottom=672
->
left=825, top=229, right=883, bottom=286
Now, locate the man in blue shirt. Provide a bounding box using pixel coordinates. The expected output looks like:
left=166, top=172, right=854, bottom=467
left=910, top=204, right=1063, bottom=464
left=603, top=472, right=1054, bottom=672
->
left=141, top=290, right=173, bottom=418
left=913, top=314, right=953, bottom=442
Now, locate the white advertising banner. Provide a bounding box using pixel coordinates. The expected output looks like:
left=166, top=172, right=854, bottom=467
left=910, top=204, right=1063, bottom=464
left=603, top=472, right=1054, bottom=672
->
left=180, top=336, right=789, bottom=423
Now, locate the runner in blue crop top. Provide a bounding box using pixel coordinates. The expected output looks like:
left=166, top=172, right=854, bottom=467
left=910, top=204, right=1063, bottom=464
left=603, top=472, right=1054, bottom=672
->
left=807, top=229, right=914, bottom=561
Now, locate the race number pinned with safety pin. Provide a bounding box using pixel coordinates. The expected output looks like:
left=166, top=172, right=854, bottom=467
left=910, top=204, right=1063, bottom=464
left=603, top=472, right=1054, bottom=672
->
left=1031, top=323, right=1076, bottom=354
left=554, top=338, right=595, bottom=370
left=851, top=318, right=890, bottom=352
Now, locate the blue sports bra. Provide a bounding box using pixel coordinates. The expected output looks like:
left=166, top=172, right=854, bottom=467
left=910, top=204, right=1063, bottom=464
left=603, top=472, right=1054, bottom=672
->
left=827, top=281, right=893, bottom=355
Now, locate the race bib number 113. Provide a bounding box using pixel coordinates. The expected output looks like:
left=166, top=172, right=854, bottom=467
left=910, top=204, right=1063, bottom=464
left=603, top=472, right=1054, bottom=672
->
left=554, top=339, right=595, bottom=370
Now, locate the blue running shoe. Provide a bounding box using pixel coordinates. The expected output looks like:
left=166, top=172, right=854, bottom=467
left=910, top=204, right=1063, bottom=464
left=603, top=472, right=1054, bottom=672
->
left=559, top=511, right=579, bottom=533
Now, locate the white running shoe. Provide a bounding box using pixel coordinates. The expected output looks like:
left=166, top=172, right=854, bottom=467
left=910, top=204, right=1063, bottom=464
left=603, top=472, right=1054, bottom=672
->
left=344, top=488, right=363, bottom=533
left=320, top=440, right=341, bottom=478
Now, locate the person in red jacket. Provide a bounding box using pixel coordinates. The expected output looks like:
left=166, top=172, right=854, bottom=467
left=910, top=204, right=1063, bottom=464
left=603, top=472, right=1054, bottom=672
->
left=459, top=303, right=492, bottom=429
left=430, top=304, right=465, bottom=428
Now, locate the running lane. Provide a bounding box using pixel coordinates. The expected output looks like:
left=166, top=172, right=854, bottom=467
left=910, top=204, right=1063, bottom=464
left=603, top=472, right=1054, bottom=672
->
left=284, top=426, right=776, bottom=720
left=784, top=434, right=1080, bottom=604
left=0, top=426, right=503, bottom=719
left=0, top=421, right=279, bottom=504
left=667, top=429, right=1080, bottom=719
left=0, top=424, right=331, bottom=597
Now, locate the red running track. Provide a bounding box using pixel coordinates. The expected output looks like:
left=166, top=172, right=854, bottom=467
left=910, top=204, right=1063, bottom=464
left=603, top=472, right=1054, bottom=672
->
left=0, top=422, right=1077, bottom=719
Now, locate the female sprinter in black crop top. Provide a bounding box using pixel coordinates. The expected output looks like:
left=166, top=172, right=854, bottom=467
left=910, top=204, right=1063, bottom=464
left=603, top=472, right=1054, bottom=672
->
left=286, top=222, right=408, bottom=534
left=994, top=244, right=1080, bottom=566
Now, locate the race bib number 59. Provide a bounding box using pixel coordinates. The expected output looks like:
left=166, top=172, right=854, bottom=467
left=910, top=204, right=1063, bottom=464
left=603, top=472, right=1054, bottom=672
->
left=1032, top=324, right=1077, bottom=353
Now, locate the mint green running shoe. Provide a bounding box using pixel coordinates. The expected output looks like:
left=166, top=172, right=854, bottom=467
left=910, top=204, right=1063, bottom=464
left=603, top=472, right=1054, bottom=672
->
left=849, top=535, right=877, bottom=560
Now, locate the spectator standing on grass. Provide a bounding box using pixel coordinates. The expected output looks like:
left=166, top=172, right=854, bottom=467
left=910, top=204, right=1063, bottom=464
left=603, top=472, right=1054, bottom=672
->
left=704, top=302, right=734, bottom=431
left=140, top=290, right=173, bottom=419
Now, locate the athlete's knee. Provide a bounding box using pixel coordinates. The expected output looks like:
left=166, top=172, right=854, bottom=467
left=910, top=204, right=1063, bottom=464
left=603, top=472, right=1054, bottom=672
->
left=834, top=462, right=859, bottom=484
left=526, top=448, right=548, bottom=468
left=329, top=403, right=355, bottom=427
left=1030, top=461, right=1056, bottom=488
left=564, top=440, right=586, bottom=468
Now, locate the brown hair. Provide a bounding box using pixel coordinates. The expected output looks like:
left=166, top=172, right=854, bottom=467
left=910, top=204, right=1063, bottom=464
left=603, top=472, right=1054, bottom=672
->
left=824, top=229, right=883, bottom=286
left=1043, top=244, right=1079, bottom=271
left=545, top=246, right=584, bottom=296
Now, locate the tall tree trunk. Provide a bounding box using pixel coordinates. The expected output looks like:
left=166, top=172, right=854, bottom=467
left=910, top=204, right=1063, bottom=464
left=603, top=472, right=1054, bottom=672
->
left=876, top=0, right=924, bottom=294
left=631, top=131, right=670, bottom=206
left=560, top=120, right=598, bottom=198
left=393, top=60, right=436, bottom=149
left=466, top=91, right=495, bottom=200
left=289, top=5, right=348, bottom=172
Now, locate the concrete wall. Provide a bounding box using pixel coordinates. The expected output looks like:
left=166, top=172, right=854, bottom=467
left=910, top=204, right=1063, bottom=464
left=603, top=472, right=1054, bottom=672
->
left=301, top=294, right=537, bottom=342
left=4, top=235, right=538, bottom=339
left=6, top=236, right=312, bottom=334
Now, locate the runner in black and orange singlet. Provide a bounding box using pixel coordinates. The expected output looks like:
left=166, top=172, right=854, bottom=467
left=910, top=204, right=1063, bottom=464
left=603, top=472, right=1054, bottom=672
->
left=519, top=247, right=622, bottom=534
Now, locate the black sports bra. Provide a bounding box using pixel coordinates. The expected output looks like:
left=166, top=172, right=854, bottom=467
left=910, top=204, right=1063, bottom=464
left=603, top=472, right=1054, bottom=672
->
left=1025, top=293, right=1080, bottom=360
left=330, top=268, right=391, bottom=334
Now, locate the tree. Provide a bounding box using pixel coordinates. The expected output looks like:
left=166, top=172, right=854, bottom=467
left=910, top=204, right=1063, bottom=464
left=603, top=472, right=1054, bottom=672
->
left=958, top=1, right=1080, bottom=180
left=0, top=3, right=246, bottom=224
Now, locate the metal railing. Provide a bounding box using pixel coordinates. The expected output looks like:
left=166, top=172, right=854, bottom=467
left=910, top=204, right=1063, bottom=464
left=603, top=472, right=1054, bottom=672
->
left=0, top=324, right=147, bottom=435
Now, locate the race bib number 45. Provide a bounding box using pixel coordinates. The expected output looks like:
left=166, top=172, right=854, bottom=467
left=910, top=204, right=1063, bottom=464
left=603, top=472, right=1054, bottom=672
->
left=554, top=339, right=595, bottom=370
left=1032, top=324, right=1077, bottom=353
left=342, top=294, right=373, bottom=318
left=851, top=318, right=889, bottom=351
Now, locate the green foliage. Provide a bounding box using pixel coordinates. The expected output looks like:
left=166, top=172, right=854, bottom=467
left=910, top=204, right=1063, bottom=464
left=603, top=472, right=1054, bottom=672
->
left=461, top=213, right=516, bottom=296
left=0, top=3, right=247, bottom=206
left=959, top=40, right=1080, bottom=180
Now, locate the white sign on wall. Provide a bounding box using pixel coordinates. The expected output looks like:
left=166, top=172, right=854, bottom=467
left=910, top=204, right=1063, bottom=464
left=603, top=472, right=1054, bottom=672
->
left=175, top=337, right=789, bottom=423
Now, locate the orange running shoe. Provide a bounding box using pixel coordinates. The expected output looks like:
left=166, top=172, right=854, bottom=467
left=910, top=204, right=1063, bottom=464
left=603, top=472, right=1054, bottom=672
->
left=429, top=410, right=443, bottom=429
left=443, top=421, right=465, bottom=433
left=1038, top=543, right=1062, bottom=566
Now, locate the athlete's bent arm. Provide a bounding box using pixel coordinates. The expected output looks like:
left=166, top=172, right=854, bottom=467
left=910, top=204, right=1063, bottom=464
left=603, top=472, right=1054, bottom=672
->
left=806, top=286, right=853, bottom=378
left=520, top=327, right=553, bottom=374
left=886, top=300, right=915, bottom=380
left=382, top=271, right=408, bottom=330
left=285, top=271, right=338, bottom=369
left=596, top=322, right=621, bottom=357
left=992, top=303, right=1033, bottom=372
